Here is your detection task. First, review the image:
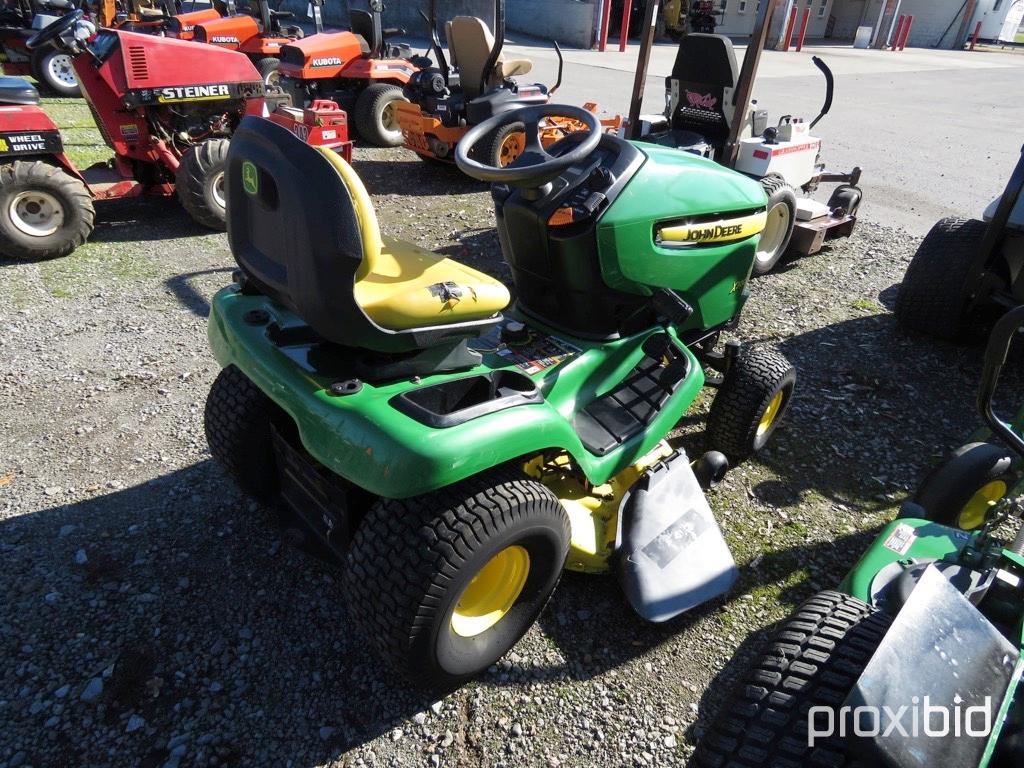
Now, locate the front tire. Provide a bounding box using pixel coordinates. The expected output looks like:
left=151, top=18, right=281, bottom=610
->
left=895, top=217, right=987, bottom=341
left=31, top=48, right=80, bottom=97
left=204, top=365, right=280, bottom=502
left=485, top=122, right=526, bottom=167
left=0, top=160, right=93, bottom=261
left=176, top=138, right=230, bottom=230
left=353, top=82, right=407, bottom=147
left=913, top=442, right=1015, bottom=530
left=343, top=467, right=571, bottom=688
left=705, top=345, right=796, bottom=464
left=751, top=174, right=796, bottom=276
left=256, top=56, right=280, bottom=88
left=692, top=591, right=892, bottom=767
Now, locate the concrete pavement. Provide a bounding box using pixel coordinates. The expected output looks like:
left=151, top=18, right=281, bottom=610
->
left=400, top=36, right=1024, bottom=234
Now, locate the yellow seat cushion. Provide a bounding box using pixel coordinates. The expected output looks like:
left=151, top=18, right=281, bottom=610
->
left=316, top=147, right=510, bottom=331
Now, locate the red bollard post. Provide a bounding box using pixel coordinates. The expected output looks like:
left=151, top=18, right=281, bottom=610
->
left=969, top=20, right=982, bottom=50
left=795, top=7, right=811, bottom=51
left=890, top=15, right=906, bottom=50
left=599, top=0, right=613, bottom=52
left=618, top=0, right=633, bottom=52
left=898, top=15, right=913, bottom=49
left=782, top=4, right=798, bottom=52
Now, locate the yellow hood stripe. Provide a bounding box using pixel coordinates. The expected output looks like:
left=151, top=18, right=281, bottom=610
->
left=657, top=210, right=768, bottom=246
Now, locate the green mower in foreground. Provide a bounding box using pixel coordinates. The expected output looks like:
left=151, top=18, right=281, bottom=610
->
left=204, top=105, right=796, bottom=687
left=694, top=306, right=1024, bottom=767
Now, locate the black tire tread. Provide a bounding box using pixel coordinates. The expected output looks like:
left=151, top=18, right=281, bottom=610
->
left=176, top=138, right=230, bottom=230
left=693, top=590, right=893, bottom=768
left=895, top=217, right=987, bottom=340
left=257, top=56, right=280, bottom=84
left=353, top=82, right=405, bottom=147
left=343, top=466, right=569, bottom=686
left=706, top=346, right=795, bottom=464
left=913, top=441, right=1015, bottom=527
left=203, top=365, right=279, bottom=501
left=0, top=160, right=94, bottom=261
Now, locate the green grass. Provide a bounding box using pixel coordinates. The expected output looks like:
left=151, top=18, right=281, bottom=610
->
left=1016, top=31, right=1024, bottom=44
left=38, top=94, right=109, bottom=168
left=36, top=240, right=159, bottom=299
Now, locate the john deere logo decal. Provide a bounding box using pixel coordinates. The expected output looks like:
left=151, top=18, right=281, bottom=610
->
left=242, top=161, right=258, bottom=195
left=656, top=210, right=768, bottom=248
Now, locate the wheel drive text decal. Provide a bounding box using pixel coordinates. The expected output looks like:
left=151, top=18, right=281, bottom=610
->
left=0, top=130, right=62, bottom=154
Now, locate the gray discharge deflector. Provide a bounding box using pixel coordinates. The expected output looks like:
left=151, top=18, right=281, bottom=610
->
left=617, top=452, right=737, bottom=622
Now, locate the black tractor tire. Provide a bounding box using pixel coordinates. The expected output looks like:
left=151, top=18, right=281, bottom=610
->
left=204, top=365, right=281, bottom=502
left=485, top=122, right=526, bottom=168
left=31, top=48, right=80, bottom=97
left=692, top=590, right=893, bottom=768
left=257, top=56, right=280, bottom=87
left=176, top=138, right=230, bottom=231
left=895, top=217, right=987, bottom=341
left=706, top=345, right=796, bottom=464
left=913, top=441, right=1016, bottom=530
left=752, top=174, right=797, bottom=276
left=353, top=82, right=407, bottom=147
left=0, top=160, right=93, bottom=261
left=343, top=466, right=571, bottom=689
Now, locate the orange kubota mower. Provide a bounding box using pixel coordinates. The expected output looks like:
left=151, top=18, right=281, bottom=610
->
left=192, top=0, right=312, bottom=85
left=274, top=0, right=417, bottom=147
left=397, top=0, right=618, bottom=168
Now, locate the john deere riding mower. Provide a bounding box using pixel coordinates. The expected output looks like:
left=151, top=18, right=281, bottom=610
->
left=398, top=0, right=614, bottom=168
left=694, top=307, right=1024, bottom=768
left=628, top=0, right=862, bottom=274
left=204, top=103, right=797, bottom=687
left=897, top=145, right=1024, bottom=345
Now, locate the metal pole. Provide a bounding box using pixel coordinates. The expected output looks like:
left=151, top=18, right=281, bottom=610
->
left=627, top=0, right=660, bottom=137
left=899, top=15, right=913, bottom=49
left=782, top=4, right=797, bottom=51
left=969, top=19, right=982, bottom=49
left=599, top=0, right=613, bottom=51
left=795, top=7, right=811, bottom=51
left=619, top=0, right=634, bottom=52
left=891, top=15, right=906, bottom=50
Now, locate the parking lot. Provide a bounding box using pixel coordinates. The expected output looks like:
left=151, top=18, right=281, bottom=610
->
left=2, top=39, right=1024, bottom=768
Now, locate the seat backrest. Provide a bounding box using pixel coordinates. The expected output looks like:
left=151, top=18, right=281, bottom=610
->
left=349, top=8, right=380, bottom=56
left=227, top=117, right=397, bottom=350
left=666, top=33, right=738, bottom=143
left=445, top=15, right=498, bottom=98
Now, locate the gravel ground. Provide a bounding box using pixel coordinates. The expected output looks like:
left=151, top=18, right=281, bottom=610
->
left=3, top=141, right=1020, bottom=768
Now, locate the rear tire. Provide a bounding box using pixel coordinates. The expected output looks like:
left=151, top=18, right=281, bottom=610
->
left=895, top=217, right=987, bottom=341
left=343, top=466, right=571, bottom=688
left=692, top=591, right=893, bottom=767
left=256, top=56, right=280, bottom=88
left=751, top=174, right=796, bottom=276
left=705, top=345, right=796, bottom=464
left=484, top=122, right=526, bottom=167
left=31, top=48, right=80, bottom=97
left=0, top=160, right=93, bottom=261
left=204, top=365, right=280, bottom=502
left=353, top=82, right=407, bottom=147
left=176, top=138, right=230, bottom=230
left=913, top=442, right=1015, bottom=530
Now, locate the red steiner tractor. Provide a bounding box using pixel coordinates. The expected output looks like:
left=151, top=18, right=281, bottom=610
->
left=275, top=0, right=417, bottom=146
left=0, top=10, right=351, bottom=261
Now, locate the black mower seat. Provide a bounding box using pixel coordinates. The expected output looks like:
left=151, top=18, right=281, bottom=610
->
left=226, top=117, right=509, bottom=354
left=0, top=77, right=39, bottom=106
left=666, top=33, right=738, bottom=142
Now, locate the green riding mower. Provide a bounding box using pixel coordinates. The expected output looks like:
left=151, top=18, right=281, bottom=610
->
left=694, top=305, right=1024, bottom=767
left=203, top=104, right=797, bottom=687
left=897, top=145, right=1024, bottom=343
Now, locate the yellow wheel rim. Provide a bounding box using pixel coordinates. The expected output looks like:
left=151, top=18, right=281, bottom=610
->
left=956, top=480, right=1007, bottom=530
left=757, top=390, right=786, bottom=437
left=450, top=545, right=530, bottom=637
left=498, top=132, right=525, bottom=167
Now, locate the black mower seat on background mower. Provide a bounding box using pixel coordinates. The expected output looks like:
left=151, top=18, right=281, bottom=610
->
left=667, top=33, right=738, bottom=143
left=226, top=117, right=509, bottom=354
left=0, top=77, right=39, bottom=106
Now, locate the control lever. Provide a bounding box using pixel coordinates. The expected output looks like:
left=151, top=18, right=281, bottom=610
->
left=652, top=289, right=694, bottom=326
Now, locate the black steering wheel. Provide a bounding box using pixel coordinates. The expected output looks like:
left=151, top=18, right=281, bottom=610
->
left=26, top=8, right=82, bottom=50
left=455, top=104, right=601, bottom=188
